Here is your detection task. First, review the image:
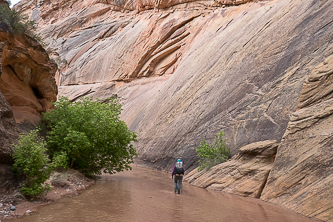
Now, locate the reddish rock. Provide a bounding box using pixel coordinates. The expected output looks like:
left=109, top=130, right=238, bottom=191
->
left=0, top=29, right=57, bottom=124
left=0, top=3, right=58, bottom=195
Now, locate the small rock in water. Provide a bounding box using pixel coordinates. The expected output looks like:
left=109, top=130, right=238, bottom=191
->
left=25, top=210, right=32, bottom=215
left=0, top=203, right=3, bottom=207
left=10, top=206, right=15, bottom=211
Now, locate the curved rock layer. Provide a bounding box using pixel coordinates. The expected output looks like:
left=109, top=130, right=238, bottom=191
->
left=18, top=0, right=333, bottom=220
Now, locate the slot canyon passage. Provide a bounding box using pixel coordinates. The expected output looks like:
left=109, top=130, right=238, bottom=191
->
left=0, top=0, right=333, bottom=221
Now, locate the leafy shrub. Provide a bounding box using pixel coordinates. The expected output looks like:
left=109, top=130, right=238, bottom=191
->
left=12, top=130, right=52, bottom=198
left=0, top=4, right=41, bottom=41
left=42, top=97, right=138, bottom=176
left=196, top=131, right=230, bottom=171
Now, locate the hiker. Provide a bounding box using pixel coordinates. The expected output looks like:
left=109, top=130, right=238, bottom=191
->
left=171, top=159, right=185, bottom=194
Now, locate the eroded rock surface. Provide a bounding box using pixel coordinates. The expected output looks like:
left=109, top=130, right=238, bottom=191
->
left=0, top=31, right=57, bottom=125
left=261, top=54, right=333, bottom=222
left=185, top=140, right=278, bottom=198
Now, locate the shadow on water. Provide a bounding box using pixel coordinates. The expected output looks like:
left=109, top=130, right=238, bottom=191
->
left=9, top=166, right=315, bottom=222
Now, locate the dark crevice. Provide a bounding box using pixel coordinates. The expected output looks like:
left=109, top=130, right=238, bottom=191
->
left=7, top=65, right=16, bottom=77
left=1, top=109, right=13, bottom=119
left=255, top=170, right=270, bottom=199
left=32, top=87, right=43, bottom=99
left=70, top=89, right=94, bottom=102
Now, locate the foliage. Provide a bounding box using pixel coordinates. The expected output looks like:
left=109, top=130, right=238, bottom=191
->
left=11, top=129, right=67, bottom=198
left=42, top=96, right=138, bottom=176
left=196, top=131, right=230, bottom=171
left=0, top=4, right=40, bottom=39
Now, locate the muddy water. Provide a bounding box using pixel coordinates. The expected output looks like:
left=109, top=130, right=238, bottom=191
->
left=10, top=166, right=314, bottom=222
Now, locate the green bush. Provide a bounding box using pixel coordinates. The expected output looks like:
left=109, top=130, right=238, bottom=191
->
left=0, top=4, right=37, bottom=37
left=11, top=129, right=66, bottom=198
left=196, top=131, right=230, bottom=171
left=42, top=97, right=138, bottom=176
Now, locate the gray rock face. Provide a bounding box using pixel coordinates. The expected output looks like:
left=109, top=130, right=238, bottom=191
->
left=0, top=92, right=17, bottom=194
left=0, top=92, right=16, bottom=159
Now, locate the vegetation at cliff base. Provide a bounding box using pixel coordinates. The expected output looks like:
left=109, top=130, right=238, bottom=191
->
left=196, top=131, right=230, bottom=171
left=12, top=129, right=67, bottom=198
left=42, top=97, right=138, bottom=176
left=12, top=97, right=137, bottom=197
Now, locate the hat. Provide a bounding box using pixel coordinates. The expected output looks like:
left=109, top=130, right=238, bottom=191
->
left=177, top=159, right=181, bottom=162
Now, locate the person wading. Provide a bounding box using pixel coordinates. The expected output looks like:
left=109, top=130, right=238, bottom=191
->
left=171, top=159, right=185, bottom=194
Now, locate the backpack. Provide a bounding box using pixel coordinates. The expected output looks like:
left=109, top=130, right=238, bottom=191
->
left=175, top=167, right=184, bottom=175
left=175, top=161, right=184, bottom=175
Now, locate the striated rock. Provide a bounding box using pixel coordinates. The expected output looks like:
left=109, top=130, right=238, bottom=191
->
left=185, top=140, right=278, bottom=198
left=298, top=55, right=333, bottom=109
left=17, top=0, right=333, bottom=174
left=16, top=0, right=255, bottom=17
left=17, top=0, right=333, bottom=219
left=261, top=54, right=333, bottom=221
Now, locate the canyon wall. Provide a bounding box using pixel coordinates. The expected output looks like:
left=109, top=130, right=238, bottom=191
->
left=260, top=54, right=333, bottom=221
left=0, top=0, right=58, bottom=194
left=17, top=0, right=333, bottom=220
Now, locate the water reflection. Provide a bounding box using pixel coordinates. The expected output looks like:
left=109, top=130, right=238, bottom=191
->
left=9, top=166, right=314, bottom=222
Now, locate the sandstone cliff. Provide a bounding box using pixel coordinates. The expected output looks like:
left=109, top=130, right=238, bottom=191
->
left=260, top=54, right=333, bottom=221
left=17, top=0, right=333, bottom=220
left=0, top=0, right=58, bottom=194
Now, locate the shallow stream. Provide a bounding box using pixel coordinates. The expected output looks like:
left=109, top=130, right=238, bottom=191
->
left=9, top=166, right=314, bottom=222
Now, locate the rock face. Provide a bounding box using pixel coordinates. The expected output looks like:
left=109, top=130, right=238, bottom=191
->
left=19, top=0, right=333, bottom=169
left=260, top=54, right=333, bottom=222
left=0, top=31, right=57, bottom=125
left=18, top=0, right=333, bottom=220
left=0, top=92, right=18, bottom=194
left=185, top=140, right=278, bottom=198
left=0, top=1, right=58, bottom=194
